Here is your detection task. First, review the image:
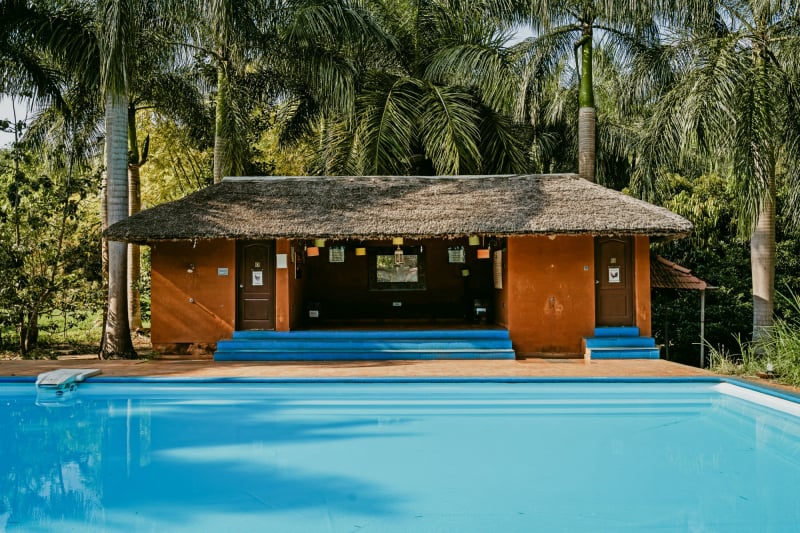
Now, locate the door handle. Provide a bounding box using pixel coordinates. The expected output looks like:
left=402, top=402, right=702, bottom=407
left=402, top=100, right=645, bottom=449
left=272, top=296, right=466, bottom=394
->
left=239, top=284, right=244, bottom=288
left=595, top=280, right=599, bottom=284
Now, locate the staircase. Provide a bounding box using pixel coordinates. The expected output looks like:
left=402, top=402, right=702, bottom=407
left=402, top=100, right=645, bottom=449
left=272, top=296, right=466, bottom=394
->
left=582, top=327, right=660, bottom=360
left=214, top=329, right=516, bottom=361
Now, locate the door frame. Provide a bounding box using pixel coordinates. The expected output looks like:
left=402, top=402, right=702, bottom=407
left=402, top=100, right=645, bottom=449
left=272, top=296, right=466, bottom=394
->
left=594, top=236, right=635, bottom=327
left=236, top=240, right=276, bottom=330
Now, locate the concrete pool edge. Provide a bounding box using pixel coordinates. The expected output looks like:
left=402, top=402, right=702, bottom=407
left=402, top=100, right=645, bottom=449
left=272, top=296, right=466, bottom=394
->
left=3, top=374, right=800, bottom=404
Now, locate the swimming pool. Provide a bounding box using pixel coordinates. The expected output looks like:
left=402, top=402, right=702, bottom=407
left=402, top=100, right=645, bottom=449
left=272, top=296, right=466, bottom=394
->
left=1, top=378, right=799, bottom=532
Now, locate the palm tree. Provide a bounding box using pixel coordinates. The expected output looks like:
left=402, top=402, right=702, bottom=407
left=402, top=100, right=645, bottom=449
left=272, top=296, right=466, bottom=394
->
left=513, top=0, right=668, bottom=182
left=312, top=0, right=527, bottom=176
left=199, top=0, right=384, bottom=182
left=632, top=2, right=800, bottom=342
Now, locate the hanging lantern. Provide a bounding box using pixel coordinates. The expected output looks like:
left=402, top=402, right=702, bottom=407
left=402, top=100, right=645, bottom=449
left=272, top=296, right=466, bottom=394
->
left=394, top=246, right=404, bottom=265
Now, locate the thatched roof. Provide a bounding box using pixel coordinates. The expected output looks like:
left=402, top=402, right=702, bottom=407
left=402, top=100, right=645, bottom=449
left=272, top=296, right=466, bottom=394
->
left=651, top=256, right=713, bottom=290
left=106, top=174, right=692, bottom=244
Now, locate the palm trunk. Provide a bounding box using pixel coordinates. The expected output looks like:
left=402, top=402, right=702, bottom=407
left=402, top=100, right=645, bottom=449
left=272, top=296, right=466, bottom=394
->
left=751, top=171, right=776, bottom=343
left=99, top=170, right=109, bottom=357
left=101, top=94, right=136, bottom=358
left=127, top=103, right=142, bottom=332
left=213, top=66, right=229, bottom=184
left=577, top=29, right=596, bottom=182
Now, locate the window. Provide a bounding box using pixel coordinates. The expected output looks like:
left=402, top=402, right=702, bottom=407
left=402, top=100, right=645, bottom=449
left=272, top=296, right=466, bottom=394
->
left=368, top=248, right=426, bottom=291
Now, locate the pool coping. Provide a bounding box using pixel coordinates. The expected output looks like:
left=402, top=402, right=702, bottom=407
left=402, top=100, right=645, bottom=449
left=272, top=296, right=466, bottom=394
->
left=3, top=374, right=799, bottom=404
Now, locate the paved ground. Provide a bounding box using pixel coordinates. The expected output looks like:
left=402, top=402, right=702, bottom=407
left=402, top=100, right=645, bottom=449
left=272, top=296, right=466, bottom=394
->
left=1, top=357, right=712, bottom=379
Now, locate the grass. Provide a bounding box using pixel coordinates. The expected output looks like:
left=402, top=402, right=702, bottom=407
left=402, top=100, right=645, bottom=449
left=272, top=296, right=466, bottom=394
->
left=709, top=290, right=800, bottom=388
left=1, top=310, right=151, bottom=359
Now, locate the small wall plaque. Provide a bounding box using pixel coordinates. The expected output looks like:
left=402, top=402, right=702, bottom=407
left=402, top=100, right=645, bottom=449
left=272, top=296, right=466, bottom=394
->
left=329, top=246, right=345, bottom=263
left=448, top=246, right=465, bottom=263
left=276, top=254, right=288, bottom=269
left=217, top=267, right=229, bottom=276
left=252, top=270, right=263, bottom=286
left=608, top=266, right=620, bottom=283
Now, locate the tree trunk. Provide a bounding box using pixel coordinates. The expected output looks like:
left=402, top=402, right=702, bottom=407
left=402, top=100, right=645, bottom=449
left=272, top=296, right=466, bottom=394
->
left=101, top=94, right=136, bottom=358
left=577, top=29, right=596, bottom=182
left=578, top=107, right=596, bottom=182
left=127, top=103, right=142, bottom=332
left=751, top=172, right=776, bottom=343
left=99, top=170, right=109, bottom=358
left=127, top=166, right=142, bottom=332
left=213, top=66, right=229, bottom=184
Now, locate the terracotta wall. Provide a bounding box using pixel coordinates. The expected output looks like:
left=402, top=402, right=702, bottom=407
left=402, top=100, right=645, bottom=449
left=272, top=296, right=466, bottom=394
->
left=634, top=235, right=651, bottom=336
left=150, top=239, right=235, bottom=348
left=505, top=235, right=595, bottom=356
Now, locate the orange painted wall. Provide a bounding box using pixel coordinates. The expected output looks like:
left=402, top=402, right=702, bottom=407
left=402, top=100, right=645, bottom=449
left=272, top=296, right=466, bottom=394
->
left=634, top=235, right=651, bottom=336
left=275, top=239, right=291, bottom=331
left=506, top=235, right=595, bottom=355
left=150, top=239, right=235, bottom=346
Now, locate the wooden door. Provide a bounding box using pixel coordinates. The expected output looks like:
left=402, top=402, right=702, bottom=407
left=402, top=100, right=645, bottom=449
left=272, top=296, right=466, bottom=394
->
left=237, top=241, right=275, bottom=330
left=595, top=237, right=634, bottom=326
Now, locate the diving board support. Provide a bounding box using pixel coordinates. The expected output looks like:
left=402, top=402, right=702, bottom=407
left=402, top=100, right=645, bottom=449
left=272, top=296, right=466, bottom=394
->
left=35, top=368, right=101, bottom=406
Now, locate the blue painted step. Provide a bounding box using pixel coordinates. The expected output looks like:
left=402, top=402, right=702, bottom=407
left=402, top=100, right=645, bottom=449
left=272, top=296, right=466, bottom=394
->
left=593, top=327, right=640, bottom=338
left=218, top=339, right=512, bottom=351
left=231, top=329, right=511, bottom=340
left=587, top=347, right=660, bottom=359
left=584, top=327, right=659, bottom=359
left=215, top=329, right=516, bottom=361
left=214, top=349, right=516, bottom=361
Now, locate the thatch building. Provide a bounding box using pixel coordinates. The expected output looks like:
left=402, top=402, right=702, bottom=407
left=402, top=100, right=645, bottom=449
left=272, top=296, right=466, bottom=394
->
left=107, top=174, right=692, bottom=358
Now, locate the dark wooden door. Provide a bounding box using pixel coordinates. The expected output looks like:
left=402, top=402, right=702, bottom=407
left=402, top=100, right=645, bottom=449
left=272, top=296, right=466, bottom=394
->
left=237, top=241, right=275, bottom=330
left=595, top=237, right=635, bottom=326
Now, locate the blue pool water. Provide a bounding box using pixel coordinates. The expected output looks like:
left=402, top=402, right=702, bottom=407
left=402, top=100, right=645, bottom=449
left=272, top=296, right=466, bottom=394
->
left=1, top=379, right=800, bottom=532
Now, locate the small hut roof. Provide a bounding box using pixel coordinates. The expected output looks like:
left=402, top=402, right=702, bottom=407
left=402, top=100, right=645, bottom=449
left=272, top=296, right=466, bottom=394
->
left=651, top=256, right=713, bottom=290
left=106, top=174, right=693, bottom=244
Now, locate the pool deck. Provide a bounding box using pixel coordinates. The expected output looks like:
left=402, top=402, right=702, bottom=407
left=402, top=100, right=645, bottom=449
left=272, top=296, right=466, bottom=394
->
left=0, top=357, right=712, bottom=379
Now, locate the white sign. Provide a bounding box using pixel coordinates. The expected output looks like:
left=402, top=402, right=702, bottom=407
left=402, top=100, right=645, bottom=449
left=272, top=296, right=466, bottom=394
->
left=608, top=266, right=620, bottom=283
left=217, top=267, right=229, bottom=277
left=252, top=270, right=263, bottom=286
left=329, top=246, right=345, bottom=263
left=276, top=254, right=288, bottom=269
left=448, top=246, right=465, bottom=263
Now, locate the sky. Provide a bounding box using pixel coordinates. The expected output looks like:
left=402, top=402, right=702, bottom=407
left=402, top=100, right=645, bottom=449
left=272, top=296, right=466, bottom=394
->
left=0, top=95, right=32, bottom=148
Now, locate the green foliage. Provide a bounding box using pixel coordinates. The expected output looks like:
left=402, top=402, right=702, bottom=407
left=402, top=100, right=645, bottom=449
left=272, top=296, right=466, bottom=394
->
left=653, top=173, right=800, bottom=366
left=652, top=173, right=752, bottom=365
left=139, top=114, right=212, bottom=207
left=311, top=0, right=528, bottom=175
left=710, top=289, right=800, bottom=388
left=0, top=142, right=102, bottom=357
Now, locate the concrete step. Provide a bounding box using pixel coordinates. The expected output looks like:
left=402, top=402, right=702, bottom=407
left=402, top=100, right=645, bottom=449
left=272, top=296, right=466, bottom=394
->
left=214, top=349, right=517, bottom=361
left=231, top=329, right=510, bottom=341
left=216, top=329, right=515, bottom=361
left=586, top=346, right=660, bottom=360
left=584, top=336, right=656, bottom=349
left=593, top=327, right=640, bottom=338
left=218, top=339, right=512, bottom=351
